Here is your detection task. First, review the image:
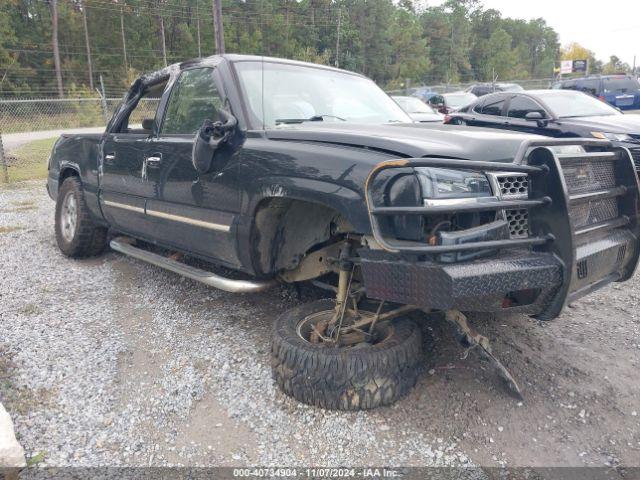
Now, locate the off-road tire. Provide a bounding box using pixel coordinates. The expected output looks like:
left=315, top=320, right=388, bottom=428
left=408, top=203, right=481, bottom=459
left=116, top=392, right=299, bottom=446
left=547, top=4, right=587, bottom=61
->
left=271, top=299, right=423, bottom=410
left=55, top=176, right=107, bottom=258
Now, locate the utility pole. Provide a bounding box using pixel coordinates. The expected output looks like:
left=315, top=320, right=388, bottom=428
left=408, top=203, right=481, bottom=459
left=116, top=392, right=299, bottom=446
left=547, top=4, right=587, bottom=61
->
left=49, top=0, right=64, bottom=98
left=335, top=8, right=341, bottom=68
left=212, top=0, right=225, bottom=54
left=196, top=5, right=202, bottom=57
left=81, top=1, right=94, bottom=90
left=120, top=5, right=128, bottom=73
left=448, top=23, right=454, bottom=85
left=159, top=16, right=167, bottom=67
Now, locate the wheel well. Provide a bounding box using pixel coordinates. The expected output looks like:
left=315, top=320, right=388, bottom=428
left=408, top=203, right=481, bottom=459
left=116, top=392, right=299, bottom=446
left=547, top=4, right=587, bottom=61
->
left=59, top=167, right=80, bottom=185
left=250, top=198, right=353, bottom=277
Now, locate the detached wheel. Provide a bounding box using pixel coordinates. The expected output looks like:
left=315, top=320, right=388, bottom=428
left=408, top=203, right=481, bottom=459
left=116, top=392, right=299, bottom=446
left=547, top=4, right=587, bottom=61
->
left=271, top=299, right=423, bottom=410
left=55, top=176, right=107, bottom=258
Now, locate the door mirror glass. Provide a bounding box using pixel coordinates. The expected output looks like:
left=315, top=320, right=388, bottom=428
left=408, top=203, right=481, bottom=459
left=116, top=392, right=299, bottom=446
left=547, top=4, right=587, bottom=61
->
left=192, top=109, right=238, bottom=174
left=525, top=111, right=544, bottom=120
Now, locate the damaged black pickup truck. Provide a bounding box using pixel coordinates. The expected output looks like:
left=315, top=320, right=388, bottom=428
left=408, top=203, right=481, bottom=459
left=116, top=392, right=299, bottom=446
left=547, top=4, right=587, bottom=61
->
left=47, top=55, right=640, bottom=410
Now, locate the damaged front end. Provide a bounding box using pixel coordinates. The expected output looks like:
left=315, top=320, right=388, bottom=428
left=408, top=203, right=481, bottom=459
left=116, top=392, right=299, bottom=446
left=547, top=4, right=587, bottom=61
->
left=361, top=139, right=640, bottom=320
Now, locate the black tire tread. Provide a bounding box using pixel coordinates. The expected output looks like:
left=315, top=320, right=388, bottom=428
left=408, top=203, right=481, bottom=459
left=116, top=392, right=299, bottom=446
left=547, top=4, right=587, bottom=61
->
left=271, top=299, right=422, bottom=410
left=55, top=176, right=108, bottom=258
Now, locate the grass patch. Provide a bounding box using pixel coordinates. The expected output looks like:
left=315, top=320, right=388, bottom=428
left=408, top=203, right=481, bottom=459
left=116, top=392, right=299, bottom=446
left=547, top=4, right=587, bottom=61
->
left=0, top=225, right=23, bottom=234
left=1, top=137, right=56, bottom=184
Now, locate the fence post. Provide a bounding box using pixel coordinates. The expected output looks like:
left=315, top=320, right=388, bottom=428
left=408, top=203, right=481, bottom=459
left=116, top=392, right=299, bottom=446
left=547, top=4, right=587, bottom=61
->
left=99, top=75, right=109, bottom=122
left=0, top=131, right=8, bottom=183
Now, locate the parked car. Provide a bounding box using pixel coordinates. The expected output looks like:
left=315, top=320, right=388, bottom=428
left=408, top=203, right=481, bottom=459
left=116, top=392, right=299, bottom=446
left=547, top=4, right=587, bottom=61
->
left=47, top=55, right=640, bottom=411
left=465, top=82, right=524, bottom=97
left=410, top=86, right=439, bottom=103
left=392, top=95, right=444, bottom=122
left=444, top=89, right=640, bottom=168
left=552, top=74, right=640, bottom=110
left=428, top=92, right=477, bottom=113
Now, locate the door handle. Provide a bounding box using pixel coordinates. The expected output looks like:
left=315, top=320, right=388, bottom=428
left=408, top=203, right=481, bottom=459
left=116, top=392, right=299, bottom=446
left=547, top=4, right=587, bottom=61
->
left=145, top=154, right=162, bottom=166
left=104, top=153, right=115, bottom=162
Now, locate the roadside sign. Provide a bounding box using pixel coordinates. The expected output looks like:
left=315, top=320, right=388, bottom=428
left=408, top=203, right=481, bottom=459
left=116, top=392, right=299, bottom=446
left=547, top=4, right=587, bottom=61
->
left=560, top=60, right=573, bottom=74
left=573, top=60, right=588, bottom=73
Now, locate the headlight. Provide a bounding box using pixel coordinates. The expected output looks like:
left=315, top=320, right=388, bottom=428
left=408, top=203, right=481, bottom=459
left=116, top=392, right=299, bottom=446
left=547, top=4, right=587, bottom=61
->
left=415, top=167, right=492, bottom=199
left=591, top=131, right=633, bottom=141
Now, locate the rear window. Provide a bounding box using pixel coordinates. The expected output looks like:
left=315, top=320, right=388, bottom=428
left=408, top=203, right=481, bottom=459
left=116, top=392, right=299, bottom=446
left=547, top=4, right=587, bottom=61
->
left=603, top=77, right=640, bottom=93
left=576, top=78, right=599, bottom=95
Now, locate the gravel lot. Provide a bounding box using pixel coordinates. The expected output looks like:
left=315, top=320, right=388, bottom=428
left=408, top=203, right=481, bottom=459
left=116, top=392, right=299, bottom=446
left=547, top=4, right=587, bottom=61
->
left=1, top=181, right=639, bottom=469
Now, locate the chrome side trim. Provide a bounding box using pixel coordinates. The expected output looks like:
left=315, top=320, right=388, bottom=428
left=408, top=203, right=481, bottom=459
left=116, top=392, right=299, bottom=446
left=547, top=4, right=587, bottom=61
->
left=102, top=199, right=231, bottom=232
left=110, top=237, right=276, bottom=293
left=103, top=200, right=145, bottom=214
left=146, top=209, right=231, bottom=233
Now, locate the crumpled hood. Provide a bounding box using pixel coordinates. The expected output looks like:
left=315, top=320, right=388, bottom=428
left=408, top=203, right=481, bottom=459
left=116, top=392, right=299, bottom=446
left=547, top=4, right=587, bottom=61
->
left=265, top=122, right=544, bottom=162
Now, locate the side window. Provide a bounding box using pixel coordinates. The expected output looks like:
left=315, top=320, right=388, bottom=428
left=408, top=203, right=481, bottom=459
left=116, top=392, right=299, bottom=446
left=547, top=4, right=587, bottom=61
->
left=429, top=95, right=444, bottom=106
left=115, top=82, right=166, bottom=133
left=578, top=79, right=598, bottom=96
left=507, top=96, right=547, bottom=119
left=481, top=95, right=506, bottom=116
left=161, top=68, right=222, bottom=135
left=472, top=98, right=485, bottom=114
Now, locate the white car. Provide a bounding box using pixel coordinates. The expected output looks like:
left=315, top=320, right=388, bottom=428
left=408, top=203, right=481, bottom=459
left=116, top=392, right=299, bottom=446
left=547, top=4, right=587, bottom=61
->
left=392, top=95, right=444, bottom=123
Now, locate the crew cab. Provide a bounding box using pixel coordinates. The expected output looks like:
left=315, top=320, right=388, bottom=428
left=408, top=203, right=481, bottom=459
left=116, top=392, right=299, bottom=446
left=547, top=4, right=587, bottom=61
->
left=47, top=55, right=640, bottom=411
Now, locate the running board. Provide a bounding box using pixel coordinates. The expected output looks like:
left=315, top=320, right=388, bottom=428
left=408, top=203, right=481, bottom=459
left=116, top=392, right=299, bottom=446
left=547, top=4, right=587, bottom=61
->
left=109, top=237, right=276, bottom=293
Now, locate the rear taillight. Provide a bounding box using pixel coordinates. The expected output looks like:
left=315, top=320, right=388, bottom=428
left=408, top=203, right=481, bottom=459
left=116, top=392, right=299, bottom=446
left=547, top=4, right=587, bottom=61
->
left=443, top=115, right=452, bottom=124
left=598, top=95, right=606, bottom=102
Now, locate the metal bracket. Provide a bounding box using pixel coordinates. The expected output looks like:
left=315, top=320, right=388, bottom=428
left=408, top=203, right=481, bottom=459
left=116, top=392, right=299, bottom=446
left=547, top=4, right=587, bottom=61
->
left=444, top=310, right=524, bottom=401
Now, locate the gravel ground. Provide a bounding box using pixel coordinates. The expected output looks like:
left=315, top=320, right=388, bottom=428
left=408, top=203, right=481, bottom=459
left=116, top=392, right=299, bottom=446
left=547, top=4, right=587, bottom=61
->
left=1, top=181, right=639, bottom=469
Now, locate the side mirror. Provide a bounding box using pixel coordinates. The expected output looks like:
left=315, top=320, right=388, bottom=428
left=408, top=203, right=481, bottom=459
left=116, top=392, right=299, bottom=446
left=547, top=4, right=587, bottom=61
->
left=142, top=118, right=154, bottom=131
left=192, top=109, right=238, bottom=174
left=525, top=111, right=548, bottom=127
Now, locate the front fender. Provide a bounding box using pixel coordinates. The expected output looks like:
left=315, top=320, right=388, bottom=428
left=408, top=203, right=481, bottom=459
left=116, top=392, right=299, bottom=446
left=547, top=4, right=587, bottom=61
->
left=248, top=176, right=370, bottom=233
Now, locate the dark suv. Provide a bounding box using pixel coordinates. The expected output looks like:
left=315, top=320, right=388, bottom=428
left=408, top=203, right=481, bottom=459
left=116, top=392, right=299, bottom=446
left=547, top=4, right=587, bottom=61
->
left=553, top=75, right=640, bottom=110
left=465, top=82, right=524, bottom=97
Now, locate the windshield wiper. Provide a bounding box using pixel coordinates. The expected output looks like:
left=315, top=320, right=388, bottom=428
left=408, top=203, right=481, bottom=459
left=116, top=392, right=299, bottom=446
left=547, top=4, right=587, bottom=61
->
left=275, top=114, right=346, bottom=125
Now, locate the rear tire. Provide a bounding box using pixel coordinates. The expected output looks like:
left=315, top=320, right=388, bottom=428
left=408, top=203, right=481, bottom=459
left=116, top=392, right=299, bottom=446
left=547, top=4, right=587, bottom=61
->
left=55, top=176, right=107, bottom=258
left=271, top=299, right=423, bottom=410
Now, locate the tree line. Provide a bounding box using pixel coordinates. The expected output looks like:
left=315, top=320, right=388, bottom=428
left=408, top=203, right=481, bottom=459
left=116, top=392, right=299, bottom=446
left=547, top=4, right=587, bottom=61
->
left=0, top=0, right=631, bottom=98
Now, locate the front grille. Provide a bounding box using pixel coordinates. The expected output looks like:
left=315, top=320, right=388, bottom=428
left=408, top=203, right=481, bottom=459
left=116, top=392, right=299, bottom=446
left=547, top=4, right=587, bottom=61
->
left=496, top=175, right=529, bottom=198
left=495, top=173, right=530, bottom=239
left=505, top=208, right=529, bottom=238
left=562, top=159, right=616, bottom=194
left=630, top=148, right=640, bottom=169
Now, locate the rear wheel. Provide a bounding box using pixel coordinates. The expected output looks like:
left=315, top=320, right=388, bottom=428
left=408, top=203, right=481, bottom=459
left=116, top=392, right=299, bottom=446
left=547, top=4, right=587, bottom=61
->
left=271, top=299, right=423, bottom=410
left=55, top=176, right=107, bottom=258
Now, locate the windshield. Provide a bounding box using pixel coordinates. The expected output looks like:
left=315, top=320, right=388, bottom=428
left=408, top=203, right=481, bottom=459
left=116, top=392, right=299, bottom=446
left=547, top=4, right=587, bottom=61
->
left=234, top=61, right=412, bottom=128
left=541, top=91, right=621, bottom=118
left=392, top=96, right=437, bottom=114
left=501, top=84, right=524, bottom=92
left=445, top=93, right=476, bottom=108
left=603, top=77, right=640, bottom=94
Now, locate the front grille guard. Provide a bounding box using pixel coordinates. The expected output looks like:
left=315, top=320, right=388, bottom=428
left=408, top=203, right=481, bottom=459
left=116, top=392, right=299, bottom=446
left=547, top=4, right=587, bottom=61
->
left=365, top=139, right=640, bottom=318
left=364, top=138, right=633, bottom=255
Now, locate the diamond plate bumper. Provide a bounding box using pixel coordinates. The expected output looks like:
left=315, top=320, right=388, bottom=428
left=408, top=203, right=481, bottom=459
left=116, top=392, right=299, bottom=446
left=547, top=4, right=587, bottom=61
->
left=359, top=249, right=563, bottom=314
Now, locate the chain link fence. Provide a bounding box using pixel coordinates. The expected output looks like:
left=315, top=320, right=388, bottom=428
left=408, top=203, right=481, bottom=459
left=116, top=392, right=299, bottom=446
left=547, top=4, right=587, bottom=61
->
left=0, top=97, right=159, bottom=184
left=0, top=77, right=558, bottom=184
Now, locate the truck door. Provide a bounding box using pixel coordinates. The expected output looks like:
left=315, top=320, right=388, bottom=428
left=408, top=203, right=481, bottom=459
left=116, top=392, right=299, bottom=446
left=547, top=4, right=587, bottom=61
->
left=143, top=67, right=241, bottom=268
left=99, top=82, right=166, bottom=238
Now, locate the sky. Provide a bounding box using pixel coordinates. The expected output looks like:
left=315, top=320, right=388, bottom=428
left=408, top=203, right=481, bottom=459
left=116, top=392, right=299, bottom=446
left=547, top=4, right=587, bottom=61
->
left=426, top=0, right=640, bottom=67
